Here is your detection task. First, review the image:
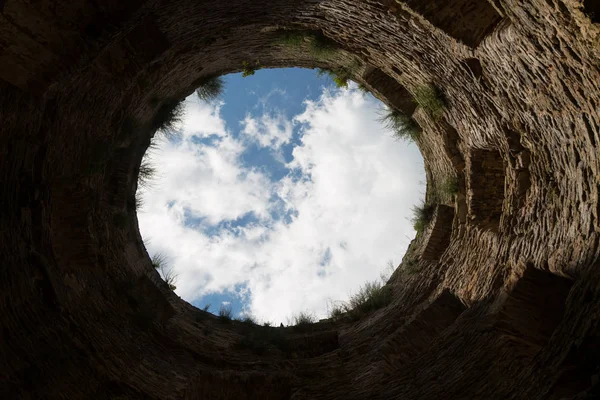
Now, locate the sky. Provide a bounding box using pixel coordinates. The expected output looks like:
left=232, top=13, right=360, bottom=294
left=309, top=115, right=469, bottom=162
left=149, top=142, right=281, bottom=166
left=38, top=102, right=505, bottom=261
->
left=137, top=68, right=425, bottom=325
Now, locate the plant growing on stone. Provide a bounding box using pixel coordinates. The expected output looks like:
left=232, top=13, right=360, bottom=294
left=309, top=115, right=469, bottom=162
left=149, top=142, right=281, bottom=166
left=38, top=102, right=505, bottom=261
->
left=195, top=76, right=225, bottom=102
left=218, top=304, right=233, bottom=322
left=357, top=82, right=370, bottom=93
left=380, top=107, right=420, bottom=141
left=331, top=71, right=349, bottom=88
left=162, top=267, right=178, bottom=291
left=442, top=176, right=459, bottom=197
left=152, top=253, right=178, bottom=291
left=309, top=33, right=338, bottom=59
left=328, top=280, right=393, bottom=321
left=132, top=193, right=144, bottom=211
left=347, top=281, right=392, bottom=317
left=239, top=313, right=257, bottom=325
left=151, top=253, right=167, bottom=270
left=328, top=303, right=345, bottom=321
left=381, top=260, right=396, bottom=283
left=276, top=31, right=307, bottom=47
left=404, top=258, right=420, bottom=274
left=412, top=202, right=435, bottom=234
left=276, top=30, right=338, bottom=60
left=138, top=160, right=156, bottom=188
left=414, top=84, right=446, bottom=120
left=152, top=99, right=185, bottom=138
left=292, top=311, right=316, bottom=326
left=316, top=68, right=352, bottom=88
left=241, top=61, right=260, bottom=78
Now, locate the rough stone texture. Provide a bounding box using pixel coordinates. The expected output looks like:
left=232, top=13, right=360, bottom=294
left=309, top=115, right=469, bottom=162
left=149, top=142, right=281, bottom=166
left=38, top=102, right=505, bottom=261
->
left=1, top=0, right=600, bottom=398
left=468, top=148, right=506, bottom=231
left=362, top=67, right=417, bottom=115
left=401, top=0, right=504, bottom=48
left=421, top=205, right=455, bottom=261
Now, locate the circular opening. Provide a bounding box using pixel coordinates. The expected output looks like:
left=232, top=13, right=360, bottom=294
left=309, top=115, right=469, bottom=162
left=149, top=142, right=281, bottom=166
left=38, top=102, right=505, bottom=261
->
left=137, top=68, right=425, bottom=324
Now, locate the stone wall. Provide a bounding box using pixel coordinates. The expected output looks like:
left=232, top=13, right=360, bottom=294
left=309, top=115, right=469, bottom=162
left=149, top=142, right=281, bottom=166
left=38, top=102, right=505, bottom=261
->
left=421, top=205, right=455, bottom=261
left=362, top=67, right=417, bottom=115
left=495, top=265, right=573, bottom=349
left=1, top=0, right=600, bottom=398
left=467, top=149, right=505, bottom=231
left=377, top=290, right=466, bottom=366
left=402, top=0, right=504, bottom=47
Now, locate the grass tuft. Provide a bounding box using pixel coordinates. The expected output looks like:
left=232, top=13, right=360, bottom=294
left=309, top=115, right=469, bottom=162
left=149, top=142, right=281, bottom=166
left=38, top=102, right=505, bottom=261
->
left=328, top=279, right=393, bottom=321
left=242, top=61, right=260, bottom=78
left=316, top=59, right=361, bottom=89
left=218, top=304, right=233, bottom=323
left=138, top=160, right=156, bottom=188
left=442, top=176, right=459, bottom=197
left=404, top=258, right=420, bottom=274
left=316, top=68, right=352, bottom=88
left=134, top=193, right=144, bottom=211
left=151, top=253, right=167, bottom=270
left=329, top=303, right=345, bottom=321
left=292, top=311, right=316, bottom=326
left=310, top=34, right=338, bottom=59
left=152, top=99, right=185, bottom=138
left=151, top=253, right=178, bottom=291
left=414, top=85, right=446, bottom=120
left=239, top=314, right=257, bottom=325
left=347, top=281, right=392, bottom=317
left=412, top=202, right=435, bottom=234
left=357, top=83, right=370, bottom=93
left=379, top=107, right=420, bottom=142
left=195, top=76, right=225, bottom=102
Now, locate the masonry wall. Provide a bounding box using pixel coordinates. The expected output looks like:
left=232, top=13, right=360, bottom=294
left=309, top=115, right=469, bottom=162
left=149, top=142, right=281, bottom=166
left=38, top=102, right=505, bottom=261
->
left=468, top=149, right=505, bottom=231
left=421, top=205, right=455, bottom=261
left=403, top=0, right=503, bottom=47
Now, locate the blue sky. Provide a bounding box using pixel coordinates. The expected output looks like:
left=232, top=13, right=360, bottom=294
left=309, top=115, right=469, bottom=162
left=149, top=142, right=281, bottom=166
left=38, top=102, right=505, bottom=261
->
left=138, top=68, right=425, bottom=324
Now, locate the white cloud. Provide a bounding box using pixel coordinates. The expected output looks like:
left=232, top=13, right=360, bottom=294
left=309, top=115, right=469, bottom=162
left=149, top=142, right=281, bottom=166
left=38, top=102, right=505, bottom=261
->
left=240, top=112, right=293, bottom=149
left=180, top=100, right=227, bottom=138
left=138, top=87, right=425, bottom=324
left=142, top=105, right=273, bottom=226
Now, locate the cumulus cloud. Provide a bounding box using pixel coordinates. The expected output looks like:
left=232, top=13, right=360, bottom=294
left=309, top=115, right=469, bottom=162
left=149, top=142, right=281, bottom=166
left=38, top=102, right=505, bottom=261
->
left=142, top=103, right=273, bottom=226
left=138, top=87, right=425, bottom=324
left=240, top=112, right=293, bottom=149
left=179, top=100, right=227, bottom=138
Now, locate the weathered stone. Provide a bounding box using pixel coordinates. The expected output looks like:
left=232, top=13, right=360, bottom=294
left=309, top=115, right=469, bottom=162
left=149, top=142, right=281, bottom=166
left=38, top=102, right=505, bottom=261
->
left=1, top=0, right=600, bottom=398
left=421, top=205, right=454, bottom=261
left=401, top=0, right=504, bottom=48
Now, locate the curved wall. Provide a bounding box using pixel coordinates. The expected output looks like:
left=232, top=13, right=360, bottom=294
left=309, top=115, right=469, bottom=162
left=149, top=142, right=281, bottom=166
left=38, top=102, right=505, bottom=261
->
left=1, top=0, right=600, bottom=398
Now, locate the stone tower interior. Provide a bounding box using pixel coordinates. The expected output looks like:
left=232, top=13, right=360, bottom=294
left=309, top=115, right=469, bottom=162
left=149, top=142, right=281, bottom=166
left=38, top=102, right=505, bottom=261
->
left=1, top=0, right=600, bottom=398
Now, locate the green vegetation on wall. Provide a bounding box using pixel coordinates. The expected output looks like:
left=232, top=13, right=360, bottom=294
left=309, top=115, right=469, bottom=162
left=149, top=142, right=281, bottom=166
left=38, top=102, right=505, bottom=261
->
left=414, top=85, right=446, bottom=120
left=195, top=76, right=225, bottom=102
left=380, top=107, right=421, bottom=142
